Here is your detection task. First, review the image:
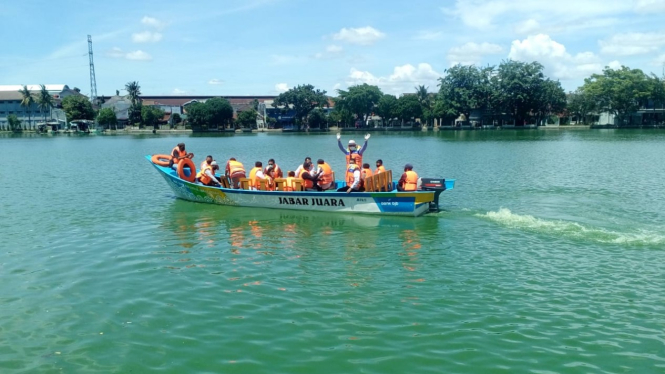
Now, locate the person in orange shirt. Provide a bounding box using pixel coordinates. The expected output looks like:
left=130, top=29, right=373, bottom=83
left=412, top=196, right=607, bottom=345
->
left=397, top=163, right=419, bottom=191
left=375, top=159, right=386, bottom=174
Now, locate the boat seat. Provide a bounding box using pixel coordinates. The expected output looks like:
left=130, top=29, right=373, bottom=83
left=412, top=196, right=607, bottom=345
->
left=274, top=178, right=286, bottom=191
left=376, top=172, right=386, bottom=192
left=273, top=178, right=304, bottom=191
left=258, top=179, right=269, bottom=191
left=218, top=175, right=230, bottom=189
left=238, top=178, right=251, bottom=190
left=364, top=173, right=376, bottom=192
left=385, top=170, right=393, bottom=191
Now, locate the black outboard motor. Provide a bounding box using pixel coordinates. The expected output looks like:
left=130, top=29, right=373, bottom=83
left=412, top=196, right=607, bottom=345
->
left=420, top=178, right=446, bottom=212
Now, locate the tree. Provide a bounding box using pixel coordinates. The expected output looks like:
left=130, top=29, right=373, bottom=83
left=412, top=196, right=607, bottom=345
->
left=115, top=90, right=120, bottom=96
left=415, top=85, right=431, bottom=110
left=142, top=106, right=164, bottom=129
left=19, top=85, right=35, bottom=129
left=97, top=108, right=117, bottom=129
left=375, top=94, right=398, bottom=126
left=186, top=102, right=210, bottom=131
left=172, top=113, right=182, bottom=128
left=397, top=95, right=422, bottom=125
left=125, top=81, right=142, bottom=127
left=582, top=66, right=660, bottom=126
left=534, top=79, right=566, bottom=125
left=61, top=95, right=95, bottom=121
left=438, top=64, right=495, bottom=122
left=329, top=107, right=354, bottom=127
left=307, top=108, right=327, bottom=129
left=567, top=89, right=596, bottom=124
left=273, top=84, right=328, bottom=130
left=37, top=84, right=53, bottom=124
left=8, top=114, right=22, bottom=132
left=236, top=109, right=257, bottom=129
left=495, top=60, right=548, bottom=125
left=334, top=84, right=383, bottom=125
left=206, top=97, right=234, bottom=128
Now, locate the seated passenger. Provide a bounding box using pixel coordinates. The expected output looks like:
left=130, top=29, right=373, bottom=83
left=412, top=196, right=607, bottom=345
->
left=264, top=158, right=283, bottom=179
left=375, top=159, right=386, bottom=174
left=315, top=159, right=334, bottom=190
left=284, top=171, right=297, bottom=191
left=169, top=143, right=194, bottom=169
left=337, top=158, right=364, bottom=193
left=361, top=163, right=373, bottom=188
left=294, top=156, right=314, bottom=176
left=397, top=163, right=419, bottom=191
left=197, top=161, right=222, bottom=187
left=200, top=155, right=213, bottom=172
left=249, top=161, right=269, bottom=190
left=298, top=161, right=320, bottom=191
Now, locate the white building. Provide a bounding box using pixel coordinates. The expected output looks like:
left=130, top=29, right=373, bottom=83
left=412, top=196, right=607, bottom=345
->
left=0, top=84, right=81, bottom=128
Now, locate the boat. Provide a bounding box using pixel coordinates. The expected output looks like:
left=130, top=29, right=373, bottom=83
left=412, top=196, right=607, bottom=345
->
left=147, top=156, right=455, bottom=217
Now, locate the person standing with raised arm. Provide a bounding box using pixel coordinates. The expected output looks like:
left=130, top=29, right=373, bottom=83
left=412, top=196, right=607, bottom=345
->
left=337, top=133, right=370, bottom=166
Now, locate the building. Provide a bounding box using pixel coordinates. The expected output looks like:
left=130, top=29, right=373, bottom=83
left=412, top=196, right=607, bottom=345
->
left=0, top=84, right=82, bottom=128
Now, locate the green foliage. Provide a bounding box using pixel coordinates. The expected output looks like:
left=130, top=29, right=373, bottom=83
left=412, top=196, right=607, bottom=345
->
left=566, top=89, right=596, bottom=124
left=186, top=102, right=211, bottom=131
left=582, top=66, right=663, bottom=125
left=329, top=107, right=354, bottom=127
left=141, top=106, right=164, bottom=129
left=125, top=81, right=141, bottom=105
left=172, top=113, right=182, bottom=124
left=375, top=94, right=398, bottom=126
left=273, top=84, right=328, bottom=129
left=438, top=64, right=495, bottom=119
left=236, top=109, right=257, bottom=129
left=129, top=102, right=143, bottom=127
left=397, top=95, right=422, bottom=122
left=19, top=85, right=35, bottom=129
left=307, top=108, right=327, bottom=129
left=62, top=95, right=95, bottom=121
left=97, top=108, right=117, bottom=129
left=206, top=97, right=234, bottom=128
left=334, top=84, right=383, bottom=123
left=37, top=84, right=54, bottom=123
left=8, top=114, right=22, bottom=132
left=495, top=60, right=553, bottom=124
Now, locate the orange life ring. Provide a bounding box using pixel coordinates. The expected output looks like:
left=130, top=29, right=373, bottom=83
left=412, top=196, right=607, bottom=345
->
left=151, top=154, right=172, bottom=166
left=177, top=158, right=197, bottom=182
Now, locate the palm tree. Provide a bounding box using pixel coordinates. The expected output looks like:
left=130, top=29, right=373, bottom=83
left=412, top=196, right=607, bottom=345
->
left=125, top=81, right=141, bottom=106
left=19, top=85, right=35, bottom=129
left=415, top=85, right=430, bottom=109
left=37, top=84, right=54, bottom=125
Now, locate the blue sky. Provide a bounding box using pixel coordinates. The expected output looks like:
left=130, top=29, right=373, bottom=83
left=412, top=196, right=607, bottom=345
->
left=2, top=0, right=665, bottom=97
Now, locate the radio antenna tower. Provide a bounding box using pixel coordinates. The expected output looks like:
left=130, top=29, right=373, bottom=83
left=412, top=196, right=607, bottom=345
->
left=88, top=35, right=98, bottom=104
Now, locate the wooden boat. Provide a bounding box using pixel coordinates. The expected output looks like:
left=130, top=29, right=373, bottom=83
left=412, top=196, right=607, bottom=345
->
left=147, top=156, right=455, bottom=217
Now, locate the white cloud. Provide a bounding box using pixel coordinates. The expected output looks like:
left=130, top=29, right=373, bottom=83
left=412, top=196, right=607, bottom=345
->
left=141, top=16, right=166, bottom=30
left=634, top=0, right=665, bottom=13
left=132, top=31, right=163, bottom=43
left=346, top=63, right=442, bottom=94
left=208, top=79, right=223, bottom=85
left=414, top=30, right=444, bottom=41
left=442, top=1, right=632, bottom=29
left=172, top=88, right=186, bottom=94
left=332, top=26, right=385, bottom=45
left=608, top=60, right=622, bottom=69
left=313, top=44, right=344, bottom=59
left=125, top=50, right=152, bottom=61
left=275, top=83, right=289, bottom=93
left=514, top=19, right=541, bottom=34
left=447, top=42, right=503, bottom=66
left=508, top=34, right=602, bottom=79
left=599, top=32, right=665, bottom=56
left=107, top=47, right=152, bottom=61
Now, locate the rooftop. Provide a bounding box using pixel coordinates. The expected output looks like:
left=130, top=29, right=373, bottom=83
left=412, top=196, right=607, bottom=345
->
left=0, top=84, right=69, bottom=92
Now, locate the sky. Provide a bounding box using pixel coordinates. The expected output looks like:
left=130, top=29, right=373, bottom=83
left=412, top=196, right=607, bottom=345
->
left=1, top=0, right=665, bottom=97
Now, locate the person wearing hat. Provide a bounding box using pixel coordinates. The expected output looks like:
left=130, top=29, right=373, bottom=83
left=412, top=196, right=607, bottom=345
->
left=337, top=133, right=370, bottom=167
left=337, top=157, right=363, bottom=193
left=197, top=161, right=222, bottom=187
left=397, top=163, right=419, bottom=191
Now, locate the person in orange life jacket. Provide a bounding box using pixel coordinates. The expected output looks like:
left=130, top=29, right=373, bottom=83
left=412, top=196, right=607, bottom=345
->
left=225, top=157, right=246, bottom=189
left=294, top=156, right=314, bottom=177
left=196, top=161, right=222, bottom=187
left=397, top=163, right=419, bottom=191
left=314, top=159, right=334, bottom=190
left=337, top=133, right=369, bottom=165
left=337, top=158, right=363, bottom=193
left=375, top=159, right=386, bottom=174
left=361, top=163, right=373, bottom=187
left=169, top=143, right=194, bottom=169
left=200, top=155, right=213, bottom=172
left=298, top=161, right=320, bottom=191
left=283, top=170, right=298, bottom=191
left=249, top=161, right=269, bottom=190
left=264, top=158, right=283, bottom=180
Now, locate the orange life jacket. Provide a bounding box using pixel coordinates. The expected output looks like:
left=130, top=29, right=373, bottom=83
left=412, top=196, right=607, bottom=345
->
left=317, top=163, right=333, bottom=186
left=375, top=165, right=385, bottom=174
left=345, top=152, right=362, bottom=167
left=361, top=167, right=373, bottom=188
left=227, top=160, right=245, bottom=176
left=200, top=160, right=211, bottom=171
left=249, top=167, right=262, bottom=189
left=346, top=165, right=359, bottom=187
left=284, top=177, right=297, bottom=191
left=172, top=146, right=187, bottom=164
left=197, top=165, right=213, bottom=185
left=404, top=170, right=419, bottom=191
left=299, top=169, right=313, bottom=189
left=265, top=164, right=283, bottom=180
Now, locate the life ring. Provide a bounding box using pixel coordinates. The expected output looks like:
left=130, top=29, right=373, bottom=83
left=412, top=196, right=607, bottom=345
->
left=151, top=154, right=172, bottom=166
left=177, top=158, right=197, bottom=182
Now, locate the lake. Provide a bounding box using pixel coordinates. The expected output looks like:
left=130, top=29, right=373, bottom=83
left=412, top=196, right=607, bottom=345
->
left=1, top=129, right=664, bottom=373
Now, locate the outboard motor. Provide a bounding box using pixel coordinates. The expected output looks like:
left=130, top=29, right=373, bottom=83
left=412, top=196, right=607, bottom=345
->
left=420, top=178, right=446, bottom=212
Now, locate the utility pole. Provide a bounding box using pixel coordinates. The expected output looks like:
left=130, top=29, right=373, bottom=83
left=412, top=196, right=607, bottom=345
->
left=88, top=35, right=98, bottom=105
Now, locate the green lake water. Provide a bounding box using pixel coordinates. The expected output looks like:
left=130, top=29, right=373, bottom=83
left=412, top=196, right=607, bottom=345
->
left=1, top=130, right=664, bottom=373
